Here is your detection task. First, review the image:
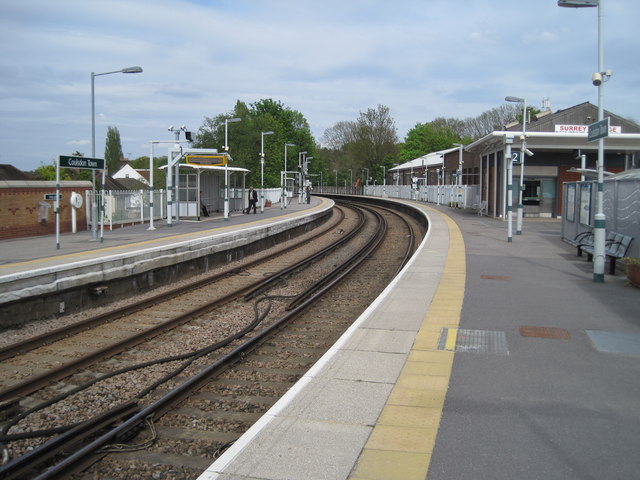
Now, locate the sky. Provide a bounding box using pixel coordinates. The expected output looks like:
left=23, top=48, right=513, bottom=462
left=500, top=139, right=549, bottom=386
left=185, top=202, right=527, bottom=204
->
left=1, top=0, right=639, bottom=172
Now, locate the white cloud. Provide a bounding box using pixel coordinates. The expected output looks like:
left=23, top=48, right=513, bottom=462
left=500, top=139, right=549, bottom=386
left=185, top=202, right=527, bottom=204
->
left=0, top=0, right=639, bottom=169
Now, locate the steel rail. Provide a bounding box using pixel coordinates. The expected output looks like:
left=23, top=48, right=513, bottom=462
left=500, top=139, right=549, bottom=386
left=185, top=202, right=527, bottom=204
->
left=30, top=201, right=403, bottom=480
left=0, top=207, right=343, bottom=363
left=0, top=210, right=350, bottom=405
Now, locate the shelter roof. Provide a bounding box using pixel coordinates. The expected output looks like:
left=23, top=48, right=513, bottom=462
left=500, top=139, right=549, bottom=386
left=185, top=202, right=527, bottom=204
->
left=605, top=168, right=640, bottom=181
left=390, top=147, right=458, bottom=171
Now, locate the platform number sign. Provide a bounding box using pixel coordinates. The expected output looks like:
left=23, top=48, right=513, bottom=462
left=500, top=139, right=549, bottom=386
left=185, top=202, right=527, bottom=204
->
left=512, top=151, right=522, bottom=165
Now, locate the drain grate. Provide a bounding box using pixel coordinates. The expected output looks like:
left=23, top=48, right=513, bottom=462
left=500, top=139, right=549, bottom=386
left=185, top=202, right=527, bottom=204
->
left=437, top=328, right=509, bottom=355
left=519, top=326, right=571, bottom=340
left=480, top=275, right=511, bottom=281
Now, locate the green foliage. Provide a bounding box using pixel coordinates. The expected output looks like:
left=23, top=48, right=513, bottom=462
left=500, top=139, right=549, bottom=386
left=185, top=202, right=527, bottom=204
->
left=130, top=155, right=167, bottom=187
left=193, top=99, right=316, bottom=188
left=104, top=126, right=123, bottom=174
left=399, top=121, right=468, bottom=161
left=33, top=155, right=93, bottom=181
left=33, top=162, right=67, bottom=180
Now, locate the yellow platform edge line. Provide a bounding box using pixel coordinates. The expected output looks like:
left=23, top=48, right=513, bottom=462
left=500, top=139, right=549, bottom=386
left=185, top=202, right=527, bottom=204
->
left=350, top=206, right=465, bottom=480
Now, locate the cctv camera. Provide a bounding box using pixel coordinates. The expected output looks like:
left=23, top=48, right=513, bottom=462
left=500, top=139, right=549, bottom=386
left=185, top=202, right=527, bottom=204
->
left=180, top=125, right=186, bottom=130
left=168, top=125, right=174, bottom=131
left=525, top=148, right=534, bottom=157
left=592, top=72, right=603, bottom=86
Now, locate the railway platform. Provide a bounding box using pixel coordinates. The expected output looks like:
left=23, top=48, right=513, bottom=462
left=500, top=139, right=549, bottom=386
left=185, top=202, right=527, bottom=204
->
left=1, top=196, right=639, bottom=479
left=0, top=197, right=331, bottom=315
left=198, top=200, right=640, bottom=480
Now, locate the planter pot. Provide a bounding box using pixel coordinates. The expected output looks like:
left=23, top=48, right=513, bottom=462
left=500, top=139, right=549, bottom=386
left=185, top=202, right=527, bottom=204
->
left=626, top=263, right=640, bottom=289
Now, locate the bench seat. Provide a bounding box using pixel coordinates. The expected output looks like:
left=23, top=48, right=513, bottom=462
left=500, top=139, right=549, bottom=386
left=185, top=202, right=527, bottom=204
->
left=577, top=231, right=633, bottom=275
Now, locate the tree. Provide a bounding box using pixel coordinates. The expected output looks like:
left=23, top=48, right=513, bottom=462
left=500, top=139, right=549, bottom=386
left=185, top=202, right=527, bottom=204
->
left=104, top=126, right=123, bottom=174
left=321, top=104, right=398, bottom=185
left=33, top=151, right=93, bottom=181
left=461, top=104, right=522, bottom=139
left=400, top=120, right=470, bottom=162
left=193, top=99, right=316, bottom=188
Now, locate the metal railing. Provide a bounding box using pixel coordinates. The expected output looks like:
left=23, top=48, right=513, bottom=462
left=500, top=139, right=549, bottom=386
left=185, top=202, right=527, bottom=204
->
left=318, top=184, right=481, bottom=210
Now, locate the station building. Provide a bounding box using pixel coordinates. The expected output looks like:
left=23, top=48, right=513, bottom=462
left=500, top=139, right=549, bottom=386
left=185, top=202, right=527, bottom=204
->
left=390, top=102, right=640, bottom=219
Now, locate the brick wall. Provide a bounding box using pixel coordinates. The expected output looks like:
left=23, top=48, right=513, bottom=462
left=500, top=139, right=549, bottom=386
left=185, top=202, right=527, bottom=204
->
left=0, top=186, right=93, bottom=240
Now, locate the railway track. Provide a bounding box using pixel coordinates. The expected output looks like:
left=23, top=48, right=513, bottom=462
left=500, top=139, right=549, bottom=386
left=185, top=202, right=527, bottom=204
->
left=0, top=199, right=425, bottom=479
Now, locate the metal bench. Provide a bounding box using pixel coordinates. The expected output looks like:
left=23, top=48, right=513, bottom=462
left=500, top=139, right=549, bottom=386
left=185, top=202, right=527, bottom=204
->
left=577, top=231, right=633, bottom=275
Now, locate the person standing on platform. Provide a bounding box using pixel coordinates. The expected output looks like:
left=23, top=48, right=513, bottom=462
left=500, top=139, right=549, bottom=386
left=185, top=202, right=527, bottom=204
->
left=305, top=185, right=311, bottom=204
left=247, top=186, right=258, bottom=214
left=200, top=191, right=209, bottom=217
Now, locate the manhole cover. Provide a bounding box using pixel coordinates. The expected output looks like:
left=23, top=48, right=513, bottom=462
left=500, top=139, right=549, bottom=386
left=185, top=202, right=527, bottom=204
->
left=519, top=326, right=571, bottom=340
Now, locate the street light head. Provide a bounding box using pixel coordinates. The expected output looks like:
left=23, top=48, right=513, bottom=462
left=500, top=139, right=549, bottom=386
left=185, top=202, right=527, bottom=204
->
left=262, top=131, right=274, bottom=136
left=557, top=0, right=598, bottom=7
left=505, top=96, right=525, bottom=103
left=285, top=143, right=296, bottom=147
left=228, top=117, right=242, bottom=123
left=122, top=66, right=143, bottom=73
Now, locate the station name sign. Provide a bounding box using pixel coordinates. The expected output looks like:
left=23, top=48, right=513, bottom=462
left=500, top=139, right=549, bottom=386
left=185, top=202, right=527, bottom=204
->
left=555, top=124, right=620, bottom=135
left=58, top=155, right=105, bottom=170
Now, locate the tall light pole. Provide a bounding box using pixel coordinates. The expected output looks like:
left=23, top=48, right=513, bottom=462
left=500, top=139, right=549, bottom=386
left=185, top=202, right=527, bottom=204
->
left=282, top=143, right=296, bottom=208
left=223, top=117, right=241, bottom=220
left=90, top=66, right=143, bottom=240
left=303, top=156, right=313, bottom=203
left=260, top=131, right=274, bottom=213
left=297, top=151, right=307, bottom=203
left=334, top=169, right=338, bottom=191
left=559, top=0, right=608, bottom=283
left=505, top=96, right=527, bottom=235
left=504, top=134, right=515, bottom=242
left=453, top=142, right=465, bottom=207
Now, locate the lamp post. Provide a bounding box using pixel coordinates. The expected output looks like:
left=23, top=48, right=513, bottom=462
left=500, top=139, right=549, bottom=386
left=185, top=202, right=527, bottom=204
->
left=90, top=66, right=143, bottom=240
left=297, top=151, right=307, bottom=203
left=504, top=135, right=515, bottom=242
left=453, top=142, right=465, bottom=207
left=303, top=156, right=313, bottom=203
left=348, top=169, right=353, bottom=192
left=334, top=169, right=338, bottom=191
left=381, top=165, right=387, bottom=197
left=223, top=117, right=241, bottom=220
left=505, top=96, right=527, bottom=235
left=559, top=0, right=607, bottom=282
left=282, top=143, right=296, bottom=208
left=260, top=131, right=274, bottom=213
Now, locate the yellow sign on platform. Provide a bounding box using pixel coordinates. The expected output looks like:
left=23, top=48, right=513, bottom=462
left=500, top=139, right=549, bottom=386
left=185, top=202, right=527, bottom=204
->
left=186, top=155, right=227, bottom=166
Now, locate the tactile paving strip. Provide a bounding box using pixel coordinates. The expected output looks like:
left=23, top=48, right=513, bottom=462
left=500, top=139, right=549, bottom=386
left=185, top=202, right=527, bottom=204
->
left=519, top=326, right=571, bottom=340
left=437, top=328, right=509, bottom=355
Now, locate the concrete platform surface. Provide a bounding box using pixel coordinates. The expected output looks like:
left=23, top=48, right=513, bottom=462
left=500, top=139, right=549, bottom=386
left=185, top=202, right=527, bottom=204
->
left=197, top=200, right=640, bottom=480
